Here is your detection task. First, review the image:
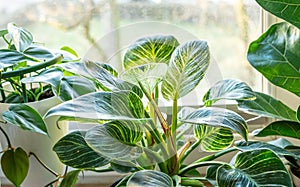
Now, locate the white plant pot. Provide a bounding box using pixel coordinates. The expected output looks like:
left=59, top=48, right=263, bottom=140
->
left=0, top=96, right=68, bottom=187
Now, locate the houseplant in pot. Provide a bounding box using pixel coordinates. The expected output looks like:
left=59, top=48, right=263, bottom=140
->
left=0, top=23, right=97, bottom=187
left=45, top=34, right=294, bottom=186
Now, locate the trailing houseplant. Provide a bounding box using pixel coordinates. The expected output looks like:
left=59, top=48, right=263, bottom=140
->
left=45, top=34, right=294, bottom=186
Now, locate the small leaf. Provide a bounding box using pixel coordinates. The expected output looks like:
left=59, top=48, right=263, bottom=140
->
left=0, top=29, right=8, bottom=37
left=203, top=79, right=255, bottom=106
left=238, top=91, right=297, bottom=121
left=2, top=104, right=48, bottom=135
left=7, top=23, right=33, bottom=52
left=253, top=120, right=300, bottom=139
left=1, top=147, right=29, bottom=186
left=59, top=170, right=80, bottom=187
left=162, top=40, right=210, bottom=100
left=297, top=106, right=300, bottom=122
left=60, top=46, right=79, bottom=57
left=127, top=170, right=174, bottom=187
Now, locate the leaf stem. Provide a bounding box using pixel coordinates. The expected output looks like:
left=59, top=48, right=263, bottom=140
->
left=29, top=152, right=59, bottom=177
left=179, top=161, right=226, bottom=175
left=194, top=147, right=238, bottom=163
left=143, top=147, right=168, bottom=173
left=0, top=122, right=12, bottom=149
left=179, top=139, right=201, bottom=164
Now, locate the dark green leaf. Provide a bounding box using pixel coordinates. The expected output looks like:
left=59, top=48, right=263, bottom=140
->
left=23, top=45, right=54, bottom=59
left=248, top=22, right=300, bottom=96
left=2, top=104, right=48, bottom=135
left=203, top=79, right=255, bottom=106
left=162, top=40, right=210, bottom=100
left=59, top=170, right=80, bottom=187
left=256, top=0, right=300, bottom=28
left=238, top=91, right=297, bottom=121
left=206, top=165, right=219, bottom=187
left=53, top=131, right=110, bottom=169
left=217, top=149, right=292, bottom=187
left=297, top=106, right=300, bottom=122
left=0, top=49, right=37, bottom=69
left=111, top=162, right=136, bottom=173
left=127, top=170, right=174, bottom=187
left=123, top=35, right=179, bottom=69
left=8, top=23, right=33, bottom=52
left=1, top=147, right=29, bottom=187
left=253, top=120, right=300, bottom=139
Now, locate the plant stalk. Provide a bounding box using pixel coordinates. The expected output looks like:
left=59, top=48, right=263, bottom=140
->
left=179, top=161, right=226, bottom=175
left=143, top=147, right=168, bottom=173
left=180, top=139, right=201, bottom=164
left=29, top=152, right=59, bottom=177
left=194, top=147, right=238, bottom=163
left=0, top=123, right=12, bottom=149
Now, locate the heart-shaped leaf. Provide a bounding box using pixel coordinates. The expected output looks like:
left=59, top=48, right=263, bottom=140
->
left=162, top=40, right=210, bottom=100
left=256, top=0, right=300, bottom=29
left=123, top=35, right=179, bottom=69
left=85, top=120, right=144, bottom=162
left=2, top=104, right=48, bottom=135
left=0, top=49, right=38, bottom=69
left=8, top=23, right=33, bottom=52
left=127, top=170, right=174, bottom=187
left=59, top=170, right=80, bottom=187
left=53, top=131, right=110, bottom=169
left=238, top=91, right=297, bottom=121
left=1, top=147, right=29, bottom=187
left=248, top=22, right=300, bottom=96
left=217, top=149, right=292, bottom=187
left=23, top=45, right=54, bottom=60
left=203, top=79, right=255, bottom=106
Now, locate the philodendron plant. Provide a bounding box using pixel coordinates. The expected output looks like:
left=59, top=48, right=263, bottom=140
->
left=43, top=34, right=296, bottom=186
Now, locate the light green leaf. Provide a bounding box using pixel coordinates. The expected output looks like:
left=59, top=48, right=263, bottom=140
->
left=1, top=147, right=29, bottom=187
left=194, top=125, right=233, bottom=152
left=123, top=35, right=179, bottom=69
left=217, top=149, right=292, bottom=187
left=85, top=120, right=144, bottom=161
left=253, top=120, right=300, bottom=139
left=2, top=104, right=48, bottom=135
left=59, top=170, right=80, bottom=187
left=256, top=0, right=300, bottom=28
left=127, top=170, right=174, bottom=187
left=53, top=131, right=110, bottom=169
left=180, top=107, right=248, bottom=141
left=7, top=23, right=33, bottom=52
left=248, top=22, right=300, bottom=96
left=45, top=91, right=147, bottom=122
left=238, top=91, right=297, bottom=121
left=60, top=46, right=79, bottom=57
left=203, top=79, right=255, bottom=106
left=162, top=40, right=210, bottom=100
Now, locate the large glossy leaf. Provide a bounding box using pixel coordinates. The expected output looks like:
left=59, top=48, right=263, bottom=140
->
left=85, top=120, right=144, bottom=161
left=1, top=147, right=29, bottom=187
left=123, top=35, right=179, bottom=69
left=2, top=104, right=48, bottom=135
left=8, top=23, right=33, bottom=52
left=127, top=170, right=174, bottom=187
left=238, top=91, right=297, bottom=121
left=180, top=107, right=248, bottom=141
left=53, top=131, right=110, bottom=169
left=248, top=22, right=300, bottom=96
left=217, top=149, right=292, bottom=187
left=256, top=0, right=300, bottom=29
left=23, top=45, right=54, bottom=59
left=45, top=91, right=147, bottom=122
left=194, top=125, right=233, bottom=152
left=253, top=120, right=300, bottom=139
left=59, top=170, right=80, bottom=187
left=0, top=49, right=37, bottom=69
left=162, top=40, right=210, bottom=100
left=203, top=79, right=255, bottom=106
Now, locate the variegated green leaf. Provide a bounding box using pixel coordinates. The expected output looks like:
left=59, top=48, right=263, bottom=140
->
left=203, top=79, right=255, bottom=106
left=53, top=131, right=110, bottom=169
left=162, top=40, right=210, bottom=100
left=253, top=120, right=300, bottom=139
left=180, top=107, right=248, bottom=141
left=123, top=35, right=179, bottom=69
left=217, top=149, right=292, bottom=187
left=59, top=170, right=80, bottom=187
left=238, top=92, right=297, bottom=121
left=45, top=91, right=147, bottom=122
left=127, top=170, right=174, bottom=187
left=85, top=121, right=144, bottom=161
left=194, top=125, right=233, bottom=152
left=8, top=23, right=33, bottom=52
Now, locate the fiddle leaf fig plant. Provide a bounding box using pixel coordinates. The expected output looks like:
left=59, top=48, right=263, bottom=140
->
left=46, top=35, right=293, bottom=186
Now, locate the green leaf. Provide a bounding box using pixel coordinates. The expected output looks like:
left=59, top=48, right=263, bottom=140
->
left=59, top=170, right=80, bottom=187
left=253, top=120, right=300, bottom=139
left=60, top=46, right=79, bottom=57
left=203, top=79, right=255, bottom=106
left=53, top=131, right=110, bottom=169
left=297, top=106, right=300, bottom=122
left=7, top=23, right=33, bottom=52
left=1, top=147, right=29, bottom=187
left=45, top=91, right=147, bottom=121
left=0, top=29, right=8, bottom=37
left=180, top=107, right=248, bottom=141
left=0, top=49, right=38, bottom=69
left=238, top=91, right=297, bottom=121
left=162, top=40, right=210, bottom=100
left=248, top=22, right=300, bottom=96
left=2, top=104, right=48, bottom=135
left=123, top=35, right=179, bottom=69
left=111, top=162, right=136, bottom=173
left=127, top=170, right=174, bottom=187
left=85, top=120, right=144, bottom=162
left=256, top=0, right=300, bottom=29
left=194, top=125, right=233, bottom=152
left=23, top=46, right=54, bottom=59
left=217, top=149, right=292, bottom=187
left=56, top=62, right=91, bottom=77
